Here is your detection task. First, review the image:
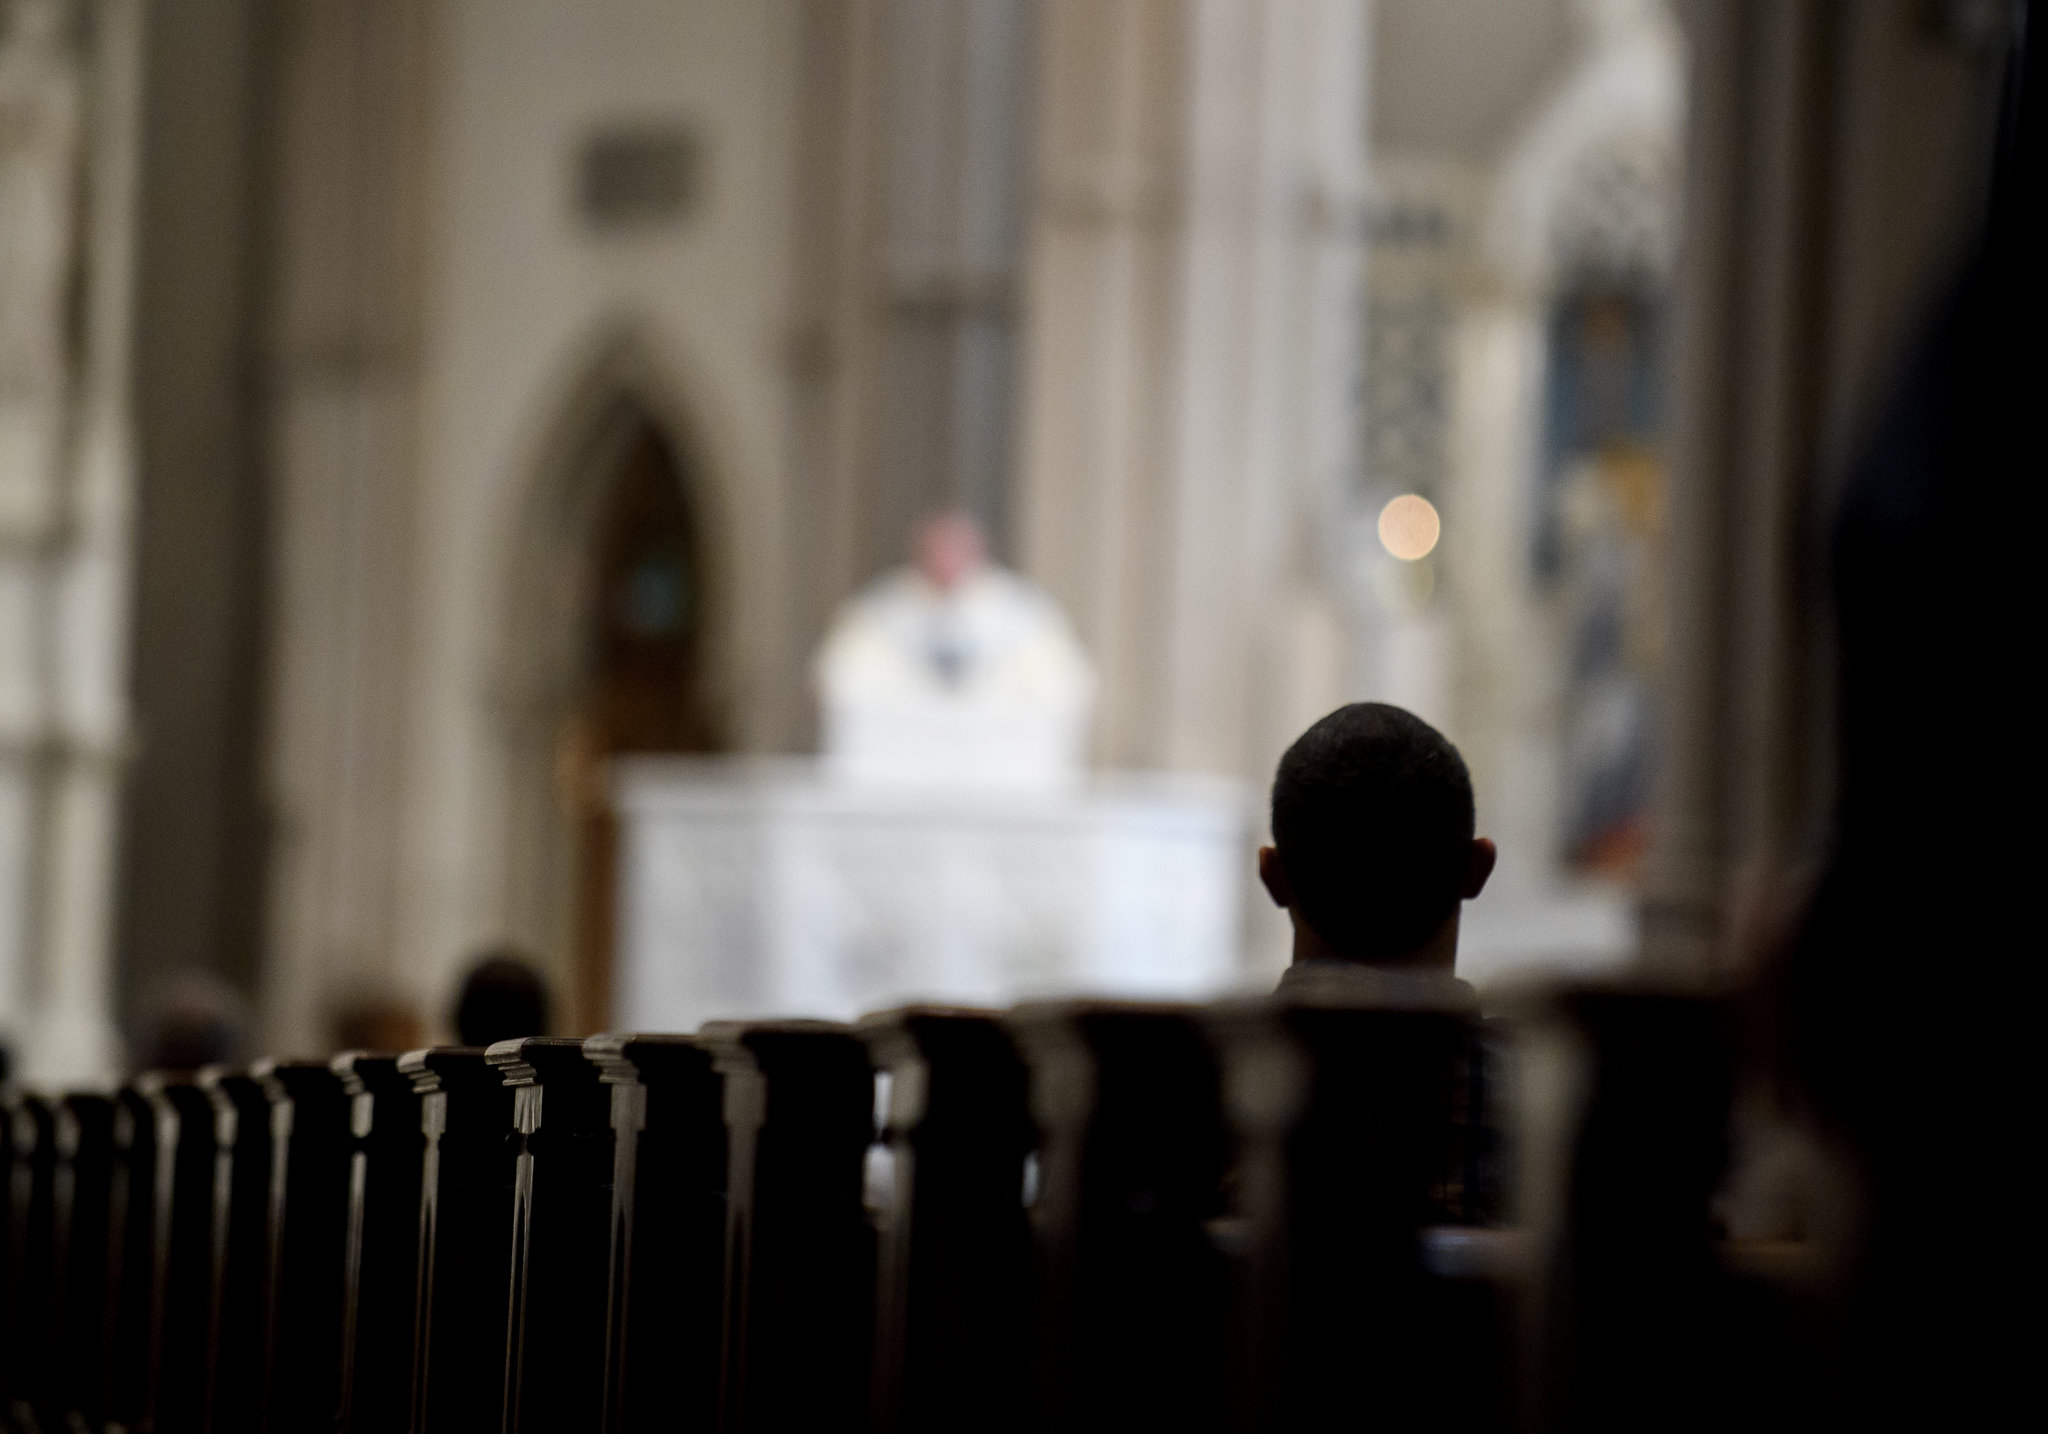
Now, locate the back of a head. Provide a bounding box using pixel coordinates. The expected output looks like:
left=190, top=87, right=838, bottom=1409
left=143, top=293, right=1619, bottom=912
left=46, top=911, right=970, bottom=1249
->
left=453, top=952, right=551, bottom=1047
left=1271, top=703, right=1476, bottom=960
left=132, top=971, right=250, bottom=1075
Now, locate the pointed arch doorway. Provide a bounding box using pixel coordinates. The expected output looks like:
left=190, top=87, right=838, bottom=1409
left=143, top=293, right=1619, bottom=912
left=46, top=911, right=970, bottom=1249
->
left=504, top=374, right=724, bottom=1037
left=560, top=417, right=720, bottom=1029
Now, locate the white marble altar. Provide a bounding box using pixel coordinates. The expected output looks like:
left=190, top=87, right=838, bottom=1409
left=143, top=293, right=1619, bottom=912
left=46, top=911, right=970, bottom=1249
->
left=611, top=757, right=1247, bottom=1031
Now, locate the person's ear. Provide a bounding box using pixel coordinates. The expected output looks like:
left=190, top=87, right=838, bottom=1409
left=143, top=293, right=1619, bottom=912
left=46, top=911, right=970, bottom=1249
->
left=1462, top=837, right=1497, bottom=900
left=1258, top=846, right=1296, bottom=909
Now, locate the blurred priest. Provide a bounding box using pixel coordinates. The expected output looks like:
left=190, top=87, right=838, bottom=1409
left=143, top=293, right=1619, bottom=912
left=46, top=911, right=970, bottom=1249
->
left=817, top=511, right=1095, bottom=789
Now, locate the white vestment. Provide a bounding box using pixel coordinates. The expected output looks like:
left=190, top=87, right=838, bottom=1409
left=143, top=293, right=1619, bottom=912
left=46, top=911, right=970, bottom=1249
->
left=817, top=567, right=1095, bottom=787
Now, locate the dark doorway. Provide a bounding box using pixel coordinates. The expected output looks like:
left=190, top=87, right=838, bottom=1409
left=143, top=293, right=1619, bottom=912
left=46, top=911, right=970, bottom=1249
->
left=560, top=418, right=719, bottom=1030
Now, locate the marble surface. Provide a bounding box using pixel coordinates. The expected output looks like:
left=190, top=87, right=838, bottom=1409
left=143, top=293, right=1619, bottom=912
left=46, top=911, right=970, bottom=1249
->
left=612, top=757, right=1249, bottom=1032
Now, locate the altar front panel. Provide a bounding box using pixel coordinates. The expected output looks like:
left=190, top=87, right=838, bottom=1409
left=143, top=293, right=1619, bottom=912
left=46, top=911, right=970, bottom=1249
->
left=613, top=759, right=1247, bottom=1031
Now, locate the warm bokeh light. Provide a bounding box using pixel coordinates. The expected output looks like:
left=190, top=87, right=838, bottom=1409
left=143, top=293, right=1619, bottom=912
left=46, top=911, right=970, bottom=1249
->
left=1377, top=494, right=1441, bottom=561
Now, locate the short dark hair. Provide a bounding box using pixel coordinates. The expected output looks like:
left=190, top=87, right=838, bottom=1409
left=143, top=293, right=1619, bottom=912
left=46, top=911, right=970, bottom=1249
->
left=453, top=951, right=551, bottom=1047
left=1270, top=703, right=1476, bottom=959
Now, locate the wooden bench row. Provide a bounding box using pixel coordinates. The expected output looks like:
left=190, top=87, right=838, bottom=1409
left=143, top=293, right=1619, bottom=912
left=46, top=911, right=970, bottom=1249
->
left=0, top=988, right=1780, bottom=1433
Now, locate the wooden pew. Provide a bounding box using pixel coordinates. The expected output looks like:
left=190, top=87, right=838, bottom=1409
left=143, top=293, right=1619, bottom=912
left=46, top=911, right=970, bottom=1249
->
left=1515, top=985, right=1739, bottom=1434
left=199, top=1067, right=275, bottom=1434
left=51, top=1093, right=119, bottom=1433
left=0, top=1097, right=14, bottom=1413
left=16, top=983, right=1853, bottom=1433
left=333, top=1051, right=427, bottom=1434
left=260, top=1060, right=355, bottom=1432
left=405, top=1047, right=517, bottom=1434
left=138, top=1076, right=222, bottom=1434
left=1, top=1090, right=59, bottom=1430
left=1217, top=982, right=1500, bottom=1433
left=489, top=1037, right=618, bottom=1432
left=582, top=1034, right=726, bottom=1434
left=100, top=1086, right=166, bottom=1434
left=1004, top=1003, right=1232, bottom=1434
left=860, top=1008, right=1035, bottom=1434
left=700, top=1020, right=875, bottom=1434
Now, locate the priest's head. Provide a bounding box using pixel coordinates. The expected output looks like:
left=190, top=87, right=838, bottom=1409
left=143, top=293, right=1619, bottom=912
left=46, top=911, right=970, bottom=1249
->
left=914, top=509, right=987, bottom=592
left=1259, top=703, right=1496, bottom=971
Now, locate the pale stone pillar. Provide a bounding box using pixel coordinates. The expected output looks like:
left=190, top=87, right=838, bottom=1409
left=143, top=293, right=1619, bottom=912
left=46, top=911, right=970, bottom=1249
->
left=1014, top=0, right=1371, bottom=978
left=258, top=0, right=432, bottom=1053
left=1443, top=295, right=1560, bottom=897
left=0, top=0, right=147, bottom=1083
left=1011, top=0, right=1186, bottom=769
left=786, top=0, right=891, bottom=710
left=1016, top=0, right=1371, bottom=780
left=1641, top=0, right=2006, bottom=973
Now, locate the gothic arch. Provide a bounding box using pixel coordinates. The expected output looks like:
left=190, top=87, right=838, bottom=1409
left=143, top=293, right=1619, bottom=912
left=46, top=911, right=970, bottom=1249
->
left=492, top=325, right=732, bottom=1031
left=1485, top=0, right=1683, bottom=293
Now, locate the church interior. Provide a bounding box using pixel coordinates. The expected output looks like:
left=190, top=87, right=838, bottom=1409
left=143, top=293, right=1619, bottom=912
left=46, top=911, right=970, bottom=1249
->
left=0, top=0, right=2031, bottom=1428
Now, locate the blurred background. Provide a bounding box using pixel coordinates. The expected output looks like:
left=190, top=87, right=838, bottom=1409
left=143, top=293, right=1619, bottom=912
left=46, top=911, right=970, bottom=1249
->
left=0, top=0, right=2012, bottom=1081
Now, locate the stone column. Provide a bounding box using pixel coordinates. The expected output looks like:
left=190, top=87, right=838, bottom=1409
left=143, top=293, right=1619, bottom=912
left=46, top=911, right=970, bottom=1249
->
left=259, top=0, right=432, bottom=1052
left=0, top=0, right=146, bottom=1083
left=1016, top=0, right=1371, bottom=781
left=786, top=0, right=890, bottom=712
left=787, top=0, right=1040, bottom=674
left=1015, top=0, right=1369, bottom=975
left=1443, top=287, right=1560, bottom=898
left=116, top=0, right=274, bottom=1033
left=1641, top=0, right=2004, bottom=973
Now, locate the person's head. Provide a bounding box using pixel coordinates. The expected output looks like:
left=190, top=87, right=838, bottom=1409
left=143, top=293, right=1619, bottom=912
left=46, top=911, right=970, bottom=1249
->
left=329, top=994, right=426, bottom=1056
left=452, top=950, right=551, bottom=1048
left=914, top=510, right=987, bottom=592
left=132, top=971, right=250, bottom=1075
left=1260, top=703, right=1495, bottom=967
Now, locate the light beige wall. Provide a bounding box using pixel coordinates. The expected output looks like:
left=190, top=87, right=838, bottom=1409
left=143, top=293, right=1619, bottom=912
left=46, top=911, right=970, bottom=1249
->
left=261, top=0, right=806, bottom=1049
left=402, top=0, right=806, bottom=1024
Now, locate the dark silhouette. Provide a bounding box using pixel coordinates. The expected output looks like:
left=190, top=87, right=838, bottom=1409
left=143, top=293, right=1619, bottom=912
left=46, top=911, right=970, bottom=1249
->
left=329, top=995, right=425, bottom=1056
left=131, top=972, right=249, bottom=1075
left=1245, top=704, right=1506, bottom=1431
left=452, top=952, right=552, bottom=1047
left=1777, top=6, right=2040, bottom=1427
left=1259, top=702, right=1497, bottom=973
